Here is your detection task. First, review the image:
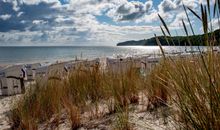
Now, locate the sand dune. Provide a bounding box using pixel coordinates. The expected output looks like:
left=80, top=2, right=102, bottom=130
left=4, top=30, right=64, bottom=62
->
left=0, top=95, right=21, bottom=130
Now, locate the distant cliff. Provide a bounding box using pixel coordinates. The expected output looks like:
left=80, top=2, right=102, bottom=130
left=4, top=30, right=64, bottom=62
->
left=117, top=29, right=220, bottom=46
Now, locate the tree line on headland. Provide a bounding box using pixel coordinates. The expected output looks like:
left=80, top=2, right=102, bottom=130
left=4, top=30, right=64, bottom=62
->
left=117, top=29, right=220, bottom=46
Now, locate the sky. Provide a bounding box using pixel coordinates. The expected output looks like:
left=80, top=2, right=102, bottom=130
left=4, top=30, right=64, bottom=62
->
left=0, top=0, right=214, bottom=46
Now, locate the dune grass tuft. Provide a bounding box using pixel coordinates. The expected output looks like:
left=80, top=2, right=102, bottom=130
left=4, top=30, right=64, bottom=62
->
left=10, top=63, right=145, bottom=129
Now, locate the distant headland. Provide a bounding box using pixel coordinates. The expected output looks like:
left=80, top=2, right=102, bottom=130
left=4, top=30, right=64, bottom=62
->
left=117, top=29, right=220, bottom=46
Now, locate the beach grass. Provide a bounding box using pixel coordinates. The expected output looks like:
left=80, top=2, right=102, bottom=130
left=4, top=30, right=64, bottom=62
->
left=147, top=52, right=220, bottom=129
left=9, top=0, right=220, bottom=129
left=147, top=0, right=220, bottom=129
left=10, top=63, right=145, bottom=129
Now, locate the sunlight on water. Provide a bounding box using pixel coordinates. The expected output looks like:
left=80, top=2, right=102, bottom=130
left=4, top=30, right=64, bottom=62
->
left=0, top=46, right=210, bottom=64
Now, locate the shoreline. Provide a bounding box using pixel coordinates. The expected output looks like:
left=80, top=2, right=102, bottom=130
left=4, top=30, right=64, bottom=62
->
left=0, top=46, right=216, bottom=68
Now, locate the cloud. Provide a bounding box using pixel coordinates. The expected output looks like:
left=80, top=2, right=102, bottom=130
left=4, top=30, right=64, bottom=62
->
left=68, top=0, right=126, bottom=16
left=158, top=0, right=176, bottom=13
left=156, top=0, right=202, bottom=30
left=0, top=0, right=65, bottom=32
left=0, top=14, right=12, bottom=20
left=158, top=0, right=199, bottom=14
left=107, top=0, right=153, bottom=22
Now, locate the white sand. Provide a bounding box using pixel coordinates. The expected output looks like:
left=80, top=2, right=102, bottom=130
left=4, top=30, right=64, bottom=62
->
left=38, top=94, right=174, bottom=130
left=0, top=95, right=21, bottom=130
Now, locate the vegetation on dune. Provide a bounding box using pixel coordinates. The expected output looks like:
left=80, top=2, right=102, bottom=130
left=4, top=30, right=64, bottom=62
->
left=147, top=53, right=220, bottom=129
left=10, top=0, right=220, bottom=129
left=10, top=64, right=145, bottom=129
left=147, top=0, right=220, bottom=129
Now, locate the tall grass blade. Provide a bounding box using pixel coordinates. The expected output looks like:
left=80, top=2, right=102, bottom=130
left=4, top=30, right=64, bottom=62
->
left=182, top=20, right=189, bottom=36
left=187, top=7, right=202, bottom=21
left=206, top=0, right=211, bottom=16
left=158, top=14, right=176, bottom=45
left=182, top=19, right=192, bottom=46
left=201, top=4, right=209, bottom=45
left=216, top=0, right=220, bottom=29
left=158, top=14, right=171, bottom=36
left=218, top=0, right=220, bottom=15
left=160, top=26, right=170, bottom=45
left=183, top=4, right=195, bottom=35
left=154, top=34, right=165, bottom=58
left=217, top=10, right=220, bottom=29
left=214, top=0, right=217, bottom=17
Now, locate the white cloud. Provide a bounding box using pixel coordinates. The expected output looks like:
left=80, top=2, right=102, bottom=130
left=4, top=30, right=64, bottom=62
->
left=209, top=18, right=220, bottom=31
left=107, top=0, right=153, bottom=22
left=0, top=14, right=11, bottom=20
left=170, top=12, right=187, bottom=27
left=68, top=0, right=126, bottom=16
left=32, top=20, right=48, bottom=25
left=19, top=0, right=61, bottom=5
left=17, top=12, right=24, bottom=17
left=158, top=0, right=176, bottom=13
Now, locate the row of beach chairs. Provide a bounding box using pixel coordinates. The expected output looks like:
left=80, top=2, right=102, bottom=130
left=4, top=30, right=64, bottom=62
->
left=0, top=57, right=161, bottom=96
left=106, top=56, right=161, bottom=74
left=0, top=59, right=100, bottom=96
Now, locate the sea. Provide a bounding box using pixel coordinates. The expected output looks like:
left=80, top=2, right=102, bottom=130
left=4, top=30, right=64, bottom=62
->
left=0, top=46, right=208, bottom=64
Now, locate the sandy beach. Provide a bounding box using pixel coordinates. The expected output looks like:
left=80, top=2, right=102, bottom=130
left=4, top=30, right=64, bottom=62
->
left=0, top=94, right=173, bottom=130
left=0, top=95, right=21, bottom=130
left=0, top=64, right=8, bottom=69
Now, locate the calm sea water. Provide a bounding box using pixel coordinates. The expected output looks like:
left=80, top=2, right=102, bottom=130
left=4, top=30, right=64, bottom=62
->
left=0, top=46, right=205, bottom=64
